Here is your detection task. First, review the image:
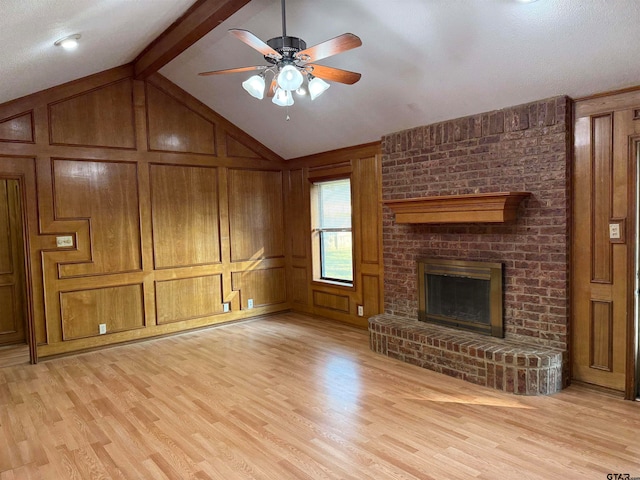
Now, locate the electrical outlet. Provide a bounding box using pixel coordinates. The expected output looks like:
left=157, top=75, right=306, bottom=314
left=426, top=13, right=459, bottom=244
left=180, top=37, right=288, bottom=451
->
left=223, top=303, right=230, bottom=313
left=357, top=305, right=364, bottom=317
left=247, top=298, right=254, bottom=309
left=56, top=235, right=73, bottom=248
left=609, top=223, right=621, bottom=239
left=99, top=323, right=107, bottom=334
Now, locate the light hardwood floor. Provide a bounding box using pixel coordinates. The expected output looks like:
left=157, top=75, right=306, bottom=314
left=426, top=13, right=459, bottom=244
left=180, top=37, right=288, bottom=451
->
left=0, top=312, right=638, bottom=479
left=0, top=344, right=29, bottom=368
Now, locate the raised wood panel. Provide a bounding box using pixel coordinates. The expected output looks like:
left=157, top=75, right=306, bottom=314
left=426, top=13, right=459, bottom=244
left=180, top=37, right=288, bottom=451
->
left=150, top=164, right=221, bottom=268
left=313, top=291, right=350, bottom=313
left=0, top=179, right=26, bottom=346
left=60, top=284, right=145, bottom=340
left=291, top=266, right=308, bottom=304
left=146, top=83, right=216, bottom=155
left=0, top=285, right=17, bottom=334
left=53, top=159, right=142, bottom=277
left=590, top=300, right=613, bottom=371
left=155, top=275, right=223, bottom=324
left=362, top=274, right=380, bottom=317
left=0, top=180, right=11, bottom=274
left=591, top=114, right=613, bottom=283
left=226, top=134, right=261, bottom=159
left=0, top=112, right=34, bottom=143
left=288, top=169, right=307, bottom=259
left=48, top=79, right=136, bottom=149
left=228, top=169, right=284, bottom=262
left=358, top=156, right=380, bottom=264
left=232, top=268, right=286, bottom=308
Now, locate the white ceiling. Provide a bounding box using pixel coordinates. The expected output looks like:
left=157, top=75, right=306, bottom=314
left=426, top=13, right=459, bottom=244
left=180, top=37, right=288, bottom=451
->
left=0, top=0, right=194, bottom=104
left=3, top=1, right=640, bottom=160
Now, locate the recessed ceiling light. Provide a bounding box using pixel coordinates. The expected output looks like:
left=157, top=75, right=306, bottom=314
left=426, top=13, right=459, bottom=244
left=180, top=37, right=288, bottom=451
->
left=516, top=0, right=539, bottom=3
left=54, top=34, right=81, bottom=51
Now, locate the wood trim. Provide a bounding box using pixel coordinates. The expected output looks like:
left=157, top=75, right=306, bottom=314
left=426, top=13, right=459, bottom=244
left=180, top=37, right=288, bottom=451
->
left=288, top=141, right=381, bottom=167
left=575, top=88, right=640, bottom=117
left=133, top=0, right=251, bottom=80
left=307, top=162, right=352, bottom=182
left=626, top=136, right=639, bottom=400
left=573, top=84, right=640, bottom=103
left=384, top=192, right=531, bottom=224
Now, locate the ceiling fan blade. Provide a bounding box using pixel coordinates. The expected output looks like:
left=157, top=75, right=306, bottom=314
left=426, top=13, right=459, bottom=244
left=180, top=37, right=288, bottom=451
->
left=295, top=33, right=362, bottom=63
left=229, top=29, right=282, bottom=60
left=267, top=78, right=277, bottom=97
left=306, top=64, right=361, bottom=85
left=198, top=65, right=267, bottom=76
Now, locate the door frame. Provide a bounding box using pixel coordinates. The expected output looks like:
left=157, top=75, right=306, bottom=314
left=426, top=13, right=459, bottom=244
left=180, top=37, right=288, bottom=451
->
left=628, top=138, right=640, bottom=399
left=0, top=157, right=38, bottom=364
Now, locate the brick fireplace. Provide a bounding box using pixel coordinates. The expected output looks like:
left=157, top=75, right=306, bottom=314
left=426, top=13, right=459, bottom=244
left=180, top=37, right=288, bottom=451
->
left=369, top=96, right=572, bottom=395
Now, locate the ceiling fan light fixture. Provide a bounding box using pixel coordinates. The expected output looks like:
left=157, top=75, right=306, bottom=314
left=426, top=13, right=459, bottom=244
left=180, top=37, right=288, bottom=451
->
left=197, top=0, right=362, bottom=113
left=242, top=74, right=266, bottom=99
left=277, top=64, right=304, bottom=91
left=308, top=76, right=330, bottom=101
left=272, top=87, right=294, bottom=107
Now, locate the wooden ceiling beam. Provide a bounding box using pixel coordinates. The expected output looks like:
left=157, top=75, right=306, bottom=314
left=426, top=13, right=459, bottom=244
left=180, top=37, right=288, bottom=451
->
left=133, top=0, right=251, bottom=80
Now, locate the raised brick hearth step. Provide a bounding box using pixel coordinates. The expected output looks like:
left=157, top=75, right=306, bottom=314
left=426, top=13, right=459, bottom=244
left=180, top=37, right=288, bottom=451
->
left=369, top=314, right=564, bottom=395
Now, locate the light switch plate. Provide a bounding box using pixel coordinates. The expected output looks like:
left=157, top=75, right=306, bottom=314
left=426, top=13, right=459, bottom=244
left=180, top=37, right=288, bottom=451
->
left=56, top=235, right=73, bottom=248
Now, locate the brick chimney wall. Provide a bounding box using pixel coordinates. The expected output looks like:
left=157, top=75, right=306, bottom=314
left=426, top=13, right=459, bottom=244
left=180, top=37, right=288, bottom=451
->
left=381, top=96, right=571, bottom=350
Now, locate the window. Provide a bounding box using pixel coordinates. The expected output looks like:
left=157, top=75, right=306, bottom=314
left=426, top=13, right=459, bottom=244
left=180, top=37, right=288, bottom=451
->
left=311, top=178, right=353, bottom=285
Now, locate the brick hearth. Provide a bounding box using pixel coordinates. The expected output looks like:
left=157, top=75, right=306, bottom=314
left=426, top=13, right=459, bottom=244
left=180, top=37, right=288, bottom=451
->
left=370, top=314, right=564, bottom=395
left=373, top=96, right=572, bottom=394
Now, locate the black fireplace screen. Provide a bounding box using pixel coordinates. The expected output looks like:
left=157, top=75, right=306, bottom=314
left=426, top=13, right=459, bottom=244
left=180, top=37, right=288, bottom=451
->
left=427, top=274, right=490, bottom=325
left=418, top=258, right=503, bottom=337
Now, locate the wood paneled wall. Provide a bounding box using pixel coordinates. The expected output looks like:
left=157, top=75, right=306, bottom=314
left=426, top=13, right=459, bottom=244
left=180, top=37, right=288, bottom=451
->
left=285, top=143, right=384, bottom=327
left=0, top=64, right=289, bottom=358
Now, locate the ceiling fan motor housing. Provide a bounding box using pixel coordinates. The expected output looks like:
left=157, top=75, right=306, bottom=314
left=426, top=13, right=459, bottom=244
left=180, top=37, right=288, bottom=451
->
left=265, top=36, right=307, bottom=63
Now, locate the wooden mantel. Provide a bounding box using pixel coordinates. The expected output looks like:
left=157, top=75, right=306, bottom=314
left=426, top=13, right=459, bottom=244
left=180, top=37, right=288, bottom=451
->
left=384, top=192, right=531, bottom=224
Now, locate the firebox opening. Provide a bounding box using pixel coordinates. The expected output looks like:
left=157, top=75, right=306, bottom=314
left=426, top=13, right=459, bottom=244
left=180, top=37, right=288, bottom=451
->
left=417, top=258, right=504, bottom=337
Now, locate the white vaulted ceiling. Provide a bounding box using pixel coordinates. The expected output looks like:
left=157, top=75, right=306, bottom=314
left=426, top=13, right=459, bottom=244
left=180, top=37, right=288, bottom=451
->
left=0, top=0, right=194, bottom=103
left=3, top=0, right=640, bottom=159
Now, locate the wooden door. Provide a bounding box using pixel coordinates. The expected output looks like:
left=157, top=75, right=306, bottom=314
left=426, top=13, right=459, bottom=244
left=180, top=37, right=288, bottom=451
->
left=573, top=91, right=640, bottom=394
left=0, top=179, right=27, bottom=346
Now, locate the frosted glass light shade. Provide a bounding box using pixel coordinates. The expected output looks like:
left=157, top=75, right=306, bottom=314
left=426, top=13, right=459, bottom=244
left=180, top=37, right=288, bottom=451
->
left=242, top=74, right=266, bottom=99
left=272, top=88, right=294, bottom=107
left=308, top=77, right=330, bottom=100
left=277, top=65, right=304, bottom=91
left=54, top=34, right=81, bottom=51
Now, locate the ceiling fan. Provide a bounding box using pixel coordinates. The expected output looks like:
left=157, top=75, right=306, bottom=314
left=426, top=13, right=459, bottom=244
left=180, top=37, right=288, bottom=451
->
left=198, top=0, right=362, bottom=107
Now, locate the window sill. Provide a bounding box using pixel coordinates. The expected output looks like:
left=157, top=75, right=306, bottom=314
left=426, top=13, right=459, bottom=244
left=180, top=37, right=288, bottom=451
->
left=312, top=279, right=354, bottom=289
